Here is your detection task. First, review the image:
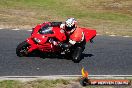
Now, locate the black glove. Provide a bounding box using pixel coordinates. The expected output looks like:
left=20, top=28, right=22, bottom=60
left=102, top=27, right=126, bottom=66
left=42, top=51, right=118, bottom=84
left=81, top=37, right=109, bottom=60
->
left=59, top=43, right=72, bottom=53
left=59, top=43, right=69, bottom=49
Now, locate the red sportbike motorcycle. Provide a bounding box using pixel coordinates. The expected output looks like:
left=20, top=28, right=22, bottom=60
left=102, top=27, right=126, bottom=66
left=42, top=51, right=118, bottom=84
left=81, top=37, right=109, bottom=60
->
left=16, top=22, right=96, bottom=63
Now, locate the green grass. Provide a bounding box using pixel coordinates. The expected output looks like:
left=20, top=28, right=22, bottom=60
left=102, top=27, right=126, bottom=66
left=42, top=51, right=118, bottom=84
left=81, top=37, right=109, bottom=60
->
left=0, top=79, right=70, bottom=88
left=0, top=80, right=22, bottom=88
left=0, top=0, right=132, bottom=36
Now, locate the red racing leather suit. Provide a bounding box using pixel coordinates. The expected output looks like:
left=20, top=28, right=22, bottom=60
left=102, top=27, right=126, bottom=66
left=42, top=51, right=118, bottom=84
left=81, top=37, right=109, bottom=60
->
left=68, top=27, right=85, bottom=45
left=59, top=24, right=85, bottom=50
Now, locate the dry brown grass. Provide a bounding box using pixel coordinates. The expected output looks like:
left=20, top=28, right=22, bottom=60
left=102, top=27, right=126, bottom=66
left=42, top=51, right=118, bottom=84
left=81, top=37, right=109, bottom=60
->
left=0, top=0, right=132, bottom=35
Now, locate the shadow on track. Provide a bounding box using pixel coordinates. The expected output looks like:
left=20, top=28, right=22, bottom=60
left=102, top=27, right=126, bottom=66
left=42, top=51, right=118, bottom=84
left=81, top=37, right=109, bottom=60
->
left=27, top=51, right=94, bottom=61
left=81, top=53, right=94, bottom=60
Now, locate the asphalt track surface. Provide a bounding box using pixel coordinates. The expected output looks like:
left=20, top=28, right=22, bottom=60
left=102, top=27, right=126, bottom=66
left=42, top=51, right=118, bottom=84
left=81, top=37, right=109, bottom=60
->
left=0, top=29, right=132, bottom=76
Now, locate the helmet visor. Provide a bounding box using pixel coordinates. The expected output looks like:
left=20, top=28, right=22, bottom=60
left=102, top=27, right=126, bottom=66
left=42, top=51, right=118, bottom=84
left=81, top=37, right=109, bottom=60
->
left=65, top=25, right=75, bottom=31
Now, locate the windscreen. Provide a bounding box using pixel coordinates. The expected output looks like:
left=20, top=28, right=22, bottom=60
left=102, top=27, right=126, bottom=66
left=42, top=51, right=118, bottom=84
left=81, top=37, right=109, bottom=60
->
left=39, top=24, right=53, bottom=34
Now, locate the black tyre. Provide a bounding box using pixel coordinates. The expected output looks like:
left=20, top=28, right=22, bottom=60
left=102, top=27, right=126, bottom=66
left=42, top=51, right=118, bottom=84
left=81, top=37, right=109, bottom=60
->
left=65, top=52, right=72, bottom=60
left=72, top=47, right=82, bottom=63
left=16, top=41, right=30, bottom=57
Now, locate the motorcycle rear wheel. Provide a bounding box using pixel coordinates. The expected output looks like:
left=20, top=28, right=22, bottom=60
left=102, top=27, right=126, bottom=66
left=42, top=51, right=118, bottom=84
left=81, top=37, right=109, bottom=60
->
left=16, top=41, right=30, bottom=57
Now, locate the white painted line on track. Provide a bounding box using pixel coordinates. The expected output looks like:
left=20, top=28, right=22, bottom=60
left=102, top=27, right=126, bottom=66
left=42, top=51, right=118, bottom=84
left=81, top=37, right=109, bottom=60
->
left=12, top=28, right=20, bottom=31
left=0, top=75, right=132, bottom=82
left=123, top=36, right=130, bottom=38
left=109, top=35, right=116, bottom=37
left=106, top=32, right=109, bottom=34
left=0, top=28, right=131, bottom=38
left=96, top=34, right=101, bottom=35
left=0, top=75, right=132, bottom=79
left=27, top=30, right=32, bottom=31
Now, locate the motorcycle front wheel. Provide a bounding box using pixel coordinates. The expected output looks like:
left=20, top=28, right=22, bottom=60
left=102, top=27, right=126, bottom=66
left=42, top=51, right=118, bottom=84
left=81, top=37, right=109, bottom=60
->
left=16, top=41, right=30, bottom=57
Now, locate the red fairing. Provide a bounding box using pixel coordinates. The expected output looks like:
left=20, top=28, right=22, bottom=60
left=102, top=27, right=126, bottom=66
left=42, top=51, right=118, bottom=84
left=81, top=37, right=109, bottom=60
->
left=69, top=27, right=84, bottom=42
left=52, top=27, right=66, bottom=42
left=82, top=28, right=96, bottom=42
left=32, top=24, right=41, bottom=35
left=26, top=38, right=38, bottom=52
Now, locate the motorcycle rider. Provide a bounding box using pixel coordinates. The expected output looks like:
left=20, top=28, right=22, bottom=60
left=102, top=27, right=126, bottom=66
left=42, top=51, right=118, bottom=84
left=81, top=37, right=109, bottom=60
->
left=49, top=18, right=86, bottom=62
left=58, top=18, right=86, bottom=61
left=59, top=18, right=85, bottom=49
